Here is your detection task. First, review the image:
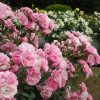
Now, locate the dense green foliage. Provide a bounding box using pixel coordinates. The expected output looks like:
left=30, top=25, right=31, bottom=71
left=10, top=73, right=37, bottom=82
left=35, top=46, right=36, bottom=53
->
left=46, top=4, right=72, bottom=11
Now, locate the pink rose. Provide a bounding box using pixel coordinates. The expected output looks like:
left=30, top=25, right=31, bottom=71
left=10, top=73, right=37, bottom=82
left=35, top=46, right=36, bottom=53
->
left=4, top=19, right=13, bottom=28
left=38, top=14, right=50, bottom=29
left=40, top=86, right=53, bottom=99
left=33, top=35, right=38, bottom=48
left=51, top=69, right=68, bottom=88
left=20, top=51, right=35, bottom=67
left=49, top=20, right=54, bottom=30
left=0, top=71, right=18, bottom=99
left=95, top=55, right=100, bottom=64
left=70, top=92, right=79, bottom=100
left=41, top=59, right=49, bottom=72
left=1, top=98, right=16, bottom=100
left=10, top=65, right=19, bottom=72
left=82, top=64, right=93, bottom=78
left=10, top=51, right=22, bottom=65
left=26, top=68, right=41, bottom=85
left=42, top=29, right=51, bottom=35
left=21, top=37, right=28, bottom=42
left=45, top=77, right=59, bottom=91
left=87, top=54, right=95, bottom=66
left=80, top=82, right=87, bottom=92
left=86, top=45, right=98, bottom=55
left=18, top=42, right=35, bottom=52
left=87, top=94, right=93, bottom=100
left=79, top=91, right=89, bottom=100
left=15, top=11, right=28, bottom=26
left=78, top=60, right=87, bottom=65
left=0, top=53, right=10, bottom=70
left=0, top=2, right=15, bottom=19
left=1, top=42, right=16, bottom=52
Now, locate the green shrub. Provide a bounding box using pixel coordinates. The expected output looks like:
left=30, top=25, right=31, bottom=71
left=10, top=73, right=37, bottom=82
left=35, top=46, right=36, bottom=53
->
left=46, top=4, right=72, bottom=12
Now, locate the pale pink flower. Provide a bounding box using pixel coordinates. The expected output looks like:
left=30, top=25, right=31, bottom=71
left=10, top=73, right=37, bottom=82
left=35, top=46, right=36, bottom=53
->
left=49, top=20, right=54, bottom=30
left=26, top=68, right=41, bottom=85
left=95, top=55, right=100, bottom=64
left=44, top=43, right=62, bottom=60
left=51, top=69, right=68, bottom=88
left=1, top=42, right=16, bottom=52
left=33, top=35, right=38, bottom=48
left=42, top=29, right=51, bottom=35
left=38, top=14, right=50, bottom=29
left=1, top=98, right=16, bottom=100
left=20, top=7, right=33, bottom=17
left=67, top=62, right=75, bottom=72
left=45, top=77, right=59, bottom=91
left=79, top=91, right=89, bottom=100
left=40, top=86, right=53, bottom=99
left=58, top=58, right=68, bottom=69
left=21, top=37, right=28, bottom=42
left=66, top=32, right=81, bottom=47
left=0, top=53, right=10, bottom=70
left=78, top=60, right=87, bottom=65
left=15, top=10, right=28, bottom=26
left=80, top=82, right=87, bottom=92
left=4, top=19, right=13, bottom=28
left=10, top=65, right=19, bottom=72
left=86, top=45, right=98, bottom=55
left=70, top=92, right=79, bottom=100
left=79, top=83, right=92, bottom=100
left=87, top=94, right=93, bottom=100
left=41, top=59, right=49, bottom=72
left=10, top=51, right=22, bottom=65
left=0, top=71, right=18, bottom=99
left=20, top=51, right=35, bottom=67
left=0, top=2, right=15, bottom=19
left=18, top=42, right=35, bottom=52
left=72, top=31, right=81, bottom=37
left=65, top=88, right=71, bottom=100
left=37, top=49, right=46, bottom=58
left=87, top=54, right=95, bottom=66
left=82, top=64, right=93, bottom=78
left=79, top=35, right=91, bottom=47
left=44, top=43, right=62, bottom=64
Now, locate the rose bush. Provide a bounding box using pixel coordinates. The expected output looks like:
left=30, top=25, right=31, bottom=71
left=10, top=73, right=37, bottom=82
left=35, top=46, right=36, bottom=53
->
left=0, top=2, right=100, bottom=100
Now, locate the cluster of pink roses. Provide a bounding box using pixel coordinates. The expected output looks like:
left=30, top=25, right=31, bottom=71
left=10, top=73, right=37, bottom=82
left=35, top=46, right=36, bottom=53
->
left=53, top=31, right=100, bottom=78
left=0, top=2, right=54, bottom=35
left=15, top=7, right=54, bottom=35
left=65, top=82, right=92, bottom=100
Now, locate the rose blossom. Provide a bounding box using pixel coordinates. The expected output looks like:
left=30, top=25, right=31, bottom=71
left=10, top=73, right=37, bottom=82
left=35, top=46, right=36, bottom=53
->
left=1, top=42, right=16, bottom=52
left=0, top=2, right=15, bottom=19
left=87, top=54, right=95, bottom=66
left=0, top=71, right=18, bottom=99
left=15, top=10, right=28, bottom=26
left=40, top=86, right=53, bottom=99
left=51, top=69, right=68, bottom=88
left=45, top=77, right=59, bottom=91
left=85, top=45, right=98, bottom=55
left=95, top=55, right=100, bottom=64
left=0, top=53, right=10, bottom=70
left=26, top=68, right=41, bottom=85
left=18, top=42, right=35, bottom=52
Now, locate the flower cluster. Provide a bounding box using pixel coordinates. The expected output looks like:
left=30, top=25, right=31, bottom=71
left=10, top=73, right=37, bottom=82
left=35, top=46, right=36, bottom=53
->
left=53, top=31, right=100, bottom=78
left=47, top=10, right=93, bottom=39
left=65, top=82, right=92, bottom=100
left=15, top=8, right=54, bottom=35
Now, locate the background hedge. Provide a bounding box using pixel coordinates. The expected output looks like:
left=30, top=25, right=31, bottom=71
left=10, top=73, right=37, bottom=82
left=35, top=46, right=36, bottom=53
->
left=5, top=0, right=100, bottom=13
